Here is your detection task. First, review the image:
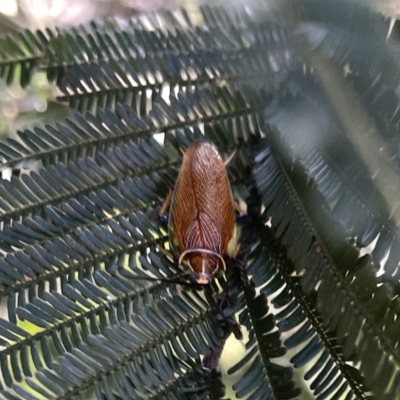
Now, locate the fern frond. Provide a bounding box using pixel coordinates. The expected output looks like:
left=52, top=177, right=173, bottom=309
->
left=228, top=242, right=301, bottom=400
left=44, top=5, right=293, bottom=89
left=0, top=136, right=172, bottom=225
left=299, top=0, right=400, bottom=88
left=0, top=273, right=222, bottom=399
left=0, top=86, right=266, bottom=173
left=0, top=29, right=51, bottom=86
left=267, top=71, right=400, bottom=283
left=44, top=19, right=213, bottom=84
left=251, top=215, right=367, bottom=399
left=254, top=137, right=400, bottom=398
left=56, top=48, right=275, bottom=115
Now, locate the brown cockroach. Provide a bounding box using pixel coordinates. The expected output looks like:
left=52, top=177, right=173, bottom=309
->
left=160, top=140, right=240, bottom=286
left=157, top=139, right=244, bottom=339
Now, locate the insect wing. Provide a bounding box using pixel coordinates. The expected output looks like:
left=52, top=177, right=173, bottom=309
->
left=169, top=141, right=235, bottom=256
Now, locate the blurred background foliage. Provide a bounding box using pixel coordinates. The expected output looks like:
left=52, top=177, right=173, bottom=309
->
left=1, top=0, right=399, bottom=140
left=0, top=0, right=190, bottom=139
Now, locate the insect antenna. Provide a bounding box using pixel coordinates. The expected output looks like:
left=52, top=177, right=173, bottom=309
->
left=132, top=275, right=194, bottom=287
left=122, top=269, right=194, bottom=287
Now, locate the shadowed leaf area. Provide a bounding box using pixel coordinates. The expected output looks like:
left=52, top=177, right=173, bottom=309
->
left=0, top=0, right=398, bottom=398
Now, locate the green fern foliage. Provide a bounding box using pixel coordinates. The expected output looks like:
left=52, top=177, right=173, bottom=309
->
left=0, top=1, right=399, bottom=399
left=0, top=28, right=51, bottom=87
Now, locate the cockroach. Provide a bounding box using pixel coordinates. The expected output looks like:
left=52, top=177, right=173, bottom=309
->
left=159, top=140, right=243, bottom=339
left=160, top=139, right=240, bottom=285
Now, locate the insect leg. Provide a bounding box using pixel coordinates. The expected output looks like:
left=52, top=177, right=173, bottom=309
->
left=159, top=189, right=172, bottom=224
left=236, top=214, right=248, bottom=223
left=159, top=215, right=168, bottom=224
left=231, top=243, right=241, bottom=259
left=224, top=149, right=237, bottom=166
left=234, top=203, right=248, bottom=223
left=204, top=285, right=242, bottom=340
left=156, top=244, right=174, bottom=259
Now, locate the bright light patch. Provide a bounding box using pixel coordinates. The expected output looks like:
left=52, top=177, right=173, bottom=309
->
left=0, top=0, right=18, bottom=16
